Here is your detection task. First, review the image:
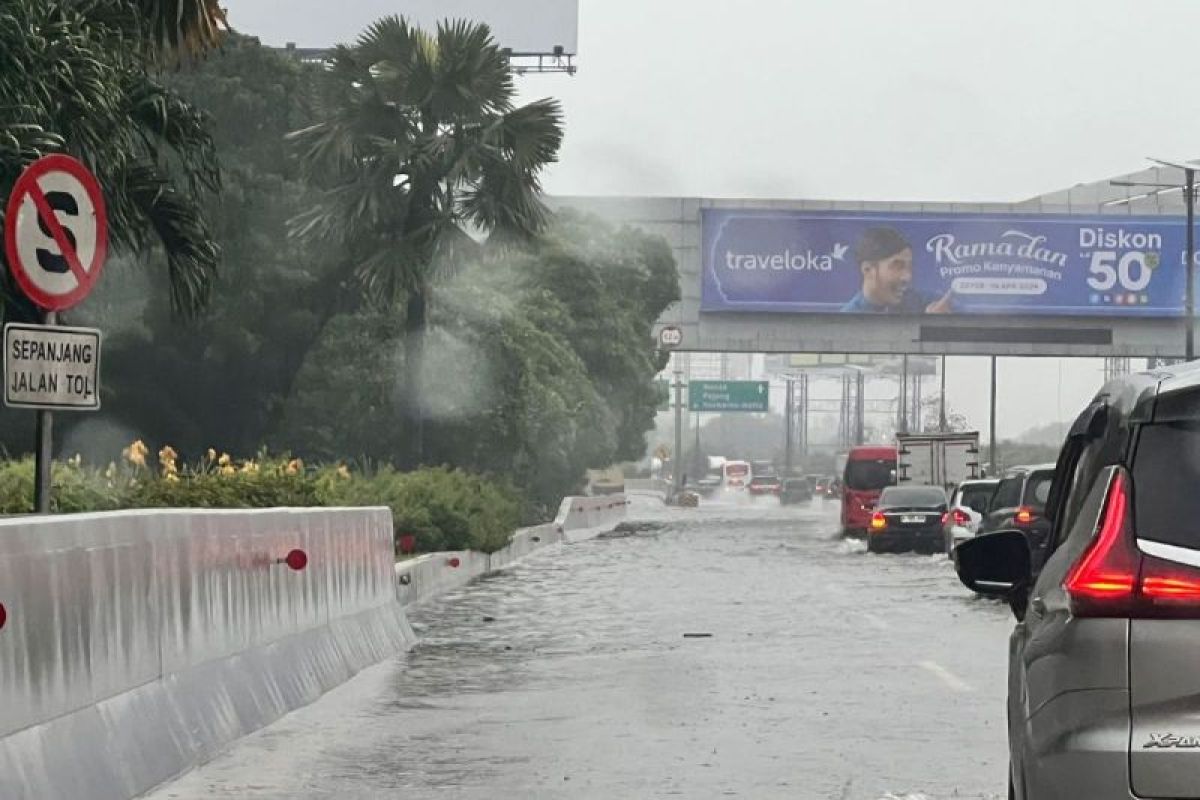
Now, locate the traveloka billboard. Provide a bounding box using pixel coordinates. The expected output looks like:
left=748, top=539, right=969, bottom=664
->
left=701, top=209, right=1192, bottom=317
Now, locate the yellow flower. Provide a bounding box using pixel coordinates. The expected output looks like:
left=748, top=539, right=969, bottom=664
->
left=206, top=447, right=217, bottom=462
left=285, top=458, right=303, bottom=476
left=220, top=464, right=236, bottom=476
left=240, top=460, right=259, bottom=474
left=163, top=460, right=178, bottom=476
left=158, top=445, right=178, bottom=463
left=218, top=453, right=232, bottom=467
left=336, top=464, right=351, bottom=480
left=122, top=445, right=146, bottom=468
left=165, top=472, right=179, bottom=483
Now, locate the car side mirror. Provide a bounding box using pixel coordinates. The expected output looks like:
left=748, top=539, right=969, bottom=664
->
left=953, top=529, right=1031, bottom=602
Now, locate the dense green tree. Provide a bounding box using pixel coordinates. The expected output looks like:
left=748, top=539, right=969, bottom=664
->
left=288, top=16, right=563, bottom=461
left=0, top=0, right=220, bottom=318
left=492, top=210, right=679, bottom=460
left=62, top=35, right=327, bottom=458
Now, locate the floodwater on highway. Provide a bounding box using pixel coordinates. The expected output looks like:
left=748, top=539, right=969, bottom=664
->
left=147, top=495, right=1014, bottom=800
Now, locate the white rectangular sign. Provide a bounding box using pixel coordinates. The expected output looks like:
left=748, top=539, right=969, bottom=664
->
left=4, top=323, right=101, bottom=410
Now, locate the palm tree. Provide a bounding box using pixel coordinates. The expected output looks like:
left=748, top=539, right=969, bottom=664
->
left=138, top=0, right=228, bottom=58
left=288, top=16, right=564, bottom=462
left=0, top=0, right=222, bottom=317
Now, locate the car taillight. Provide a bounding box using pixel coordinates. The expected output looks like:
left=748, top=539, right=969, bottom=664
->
left=940, top=512, right=949, bottom=525
left=1063, top=472, right=1136, bottom=614
left=1064, top=471, right=1200, bottom=618
left=869, top=511, right=886, bottom=531
left=952, top=509, right=971, bottom=526
left=1015, top=506, right=1035, bottom=526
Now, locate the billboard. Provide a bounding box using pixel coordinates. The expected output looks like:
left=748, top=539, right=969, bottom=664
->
left=702, top=209, right=1191, bottom=317
left=235, top=0, right=578, bottom=54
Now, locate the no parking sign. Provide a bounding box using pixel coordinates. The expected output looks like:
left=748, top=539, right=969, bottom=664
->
left=4, top=154, right=108, bottom=311
left=2, top=154, right=108, bottom=513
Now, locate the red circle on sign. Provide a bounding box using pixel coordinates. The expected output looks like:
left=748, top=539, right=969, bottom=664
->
left=4, top=154, right=108, bottom=311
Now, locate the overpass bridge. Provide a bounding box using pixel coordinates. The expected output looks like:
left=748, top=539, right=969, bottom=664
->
left=552, top=161, right=1200, bottom=360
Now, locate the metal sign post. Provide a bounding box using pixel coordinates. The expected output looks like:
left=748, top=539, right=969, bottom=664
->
left=4, top=154, right=108, bottom=513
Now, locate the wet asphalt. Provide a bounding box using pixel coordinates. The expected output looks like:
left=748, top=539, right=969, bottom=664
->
left=147, top=496, right=1014, bottom=800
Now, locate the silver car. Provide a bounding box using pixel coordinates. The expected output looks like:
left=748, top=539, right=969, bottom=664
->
left=955, top=365, right=1200, bottom=799
left=943, top=478, right=999, bottom=554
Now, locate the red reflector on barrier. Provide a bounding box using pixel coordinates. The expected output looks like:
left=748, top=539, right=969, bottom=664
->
left=447, top=557, right=461, bottom=568
left=284, top=549, right=308, bottom=571
left=0, top=602, right=6, bottom=631
left=398, top=534, right=416, bottom=555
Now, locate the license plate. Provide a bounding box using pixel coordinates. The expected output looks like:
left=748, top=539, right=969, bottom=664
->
left=901, top=515, right=926, bottom=524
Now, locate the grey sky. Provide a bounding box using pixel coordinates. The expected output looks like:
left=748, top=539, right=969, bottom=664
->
left=226, top=0, right=1188, bottom=438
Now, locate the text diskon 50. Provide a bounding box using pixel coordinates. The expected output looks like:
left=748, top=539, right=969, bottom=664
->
left=1086, top=251, right=1153, bottom=293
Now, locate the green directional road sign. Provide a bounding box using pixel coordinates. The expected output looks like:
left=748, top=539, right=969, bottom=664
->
left=688, top=380, right=769, bottom=412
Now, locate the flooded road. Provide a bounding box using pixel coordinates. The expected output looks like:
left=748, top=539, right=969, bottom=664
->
left=148, top=497, right=1013, bottom=800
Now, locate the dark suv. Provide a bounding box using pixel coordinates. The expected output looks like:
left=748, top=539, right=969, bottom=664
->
left=978, top=463, right=1056, bottom=547
left=954, top=363, right=1200, bottom=799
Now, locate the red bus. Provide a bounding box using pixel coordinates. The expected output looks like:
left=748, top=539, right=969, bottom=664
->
left=841, top=445, right=897, bottom=536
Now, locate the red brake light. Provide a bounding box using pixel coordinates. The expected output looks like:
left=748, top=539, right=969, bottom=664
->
left=869, top=511, right=886, bottom=531
left=940, top=512, right=949, bottom=525
left=1064, top=472, right=1137, bottom=615
left=1015, top=507, right=1035, bottom=525
left=952, top=509, right=971, bottom=526
left=1061, top=470, right=1200, bottom=618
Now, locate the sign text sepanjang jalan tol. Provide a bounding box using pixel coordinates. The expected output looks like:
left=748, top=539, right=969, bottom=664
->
left=702, top=209, right=1194, bottom=317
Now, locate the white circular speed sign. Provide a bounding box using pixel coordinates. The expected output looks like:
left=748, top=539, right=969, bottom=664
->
left=659, top=326, right=683, bottom=348
left=4, top=154, right=108, bottom=311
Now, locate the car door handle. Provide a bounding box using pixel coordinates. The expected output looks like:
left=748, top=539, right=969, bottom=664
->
left=1030, top=596, right=1046, bottom=615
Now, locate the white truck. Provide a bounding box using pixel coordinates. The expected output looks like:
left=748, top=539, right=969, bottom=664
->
left=895, top=432, right=982, bottom=492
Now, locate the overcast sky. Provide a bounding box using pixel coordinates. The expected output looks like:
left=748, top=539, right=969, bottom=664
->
left=226, top=0, right=1195, bottom=439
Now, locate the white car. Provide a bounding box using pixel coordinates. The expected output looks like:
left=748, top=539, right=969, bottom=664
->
left=942, top=478, right=999, bottom=554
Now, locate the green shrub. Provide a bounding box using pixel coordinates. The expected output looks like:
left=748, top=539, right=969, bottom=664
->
left=125, top=471, right=321, bottom=508
left=0, top=447, right=522, bottom=555
left=0, top=458, right=121, bottom=514
left=317, top=465, right=521, bottom=553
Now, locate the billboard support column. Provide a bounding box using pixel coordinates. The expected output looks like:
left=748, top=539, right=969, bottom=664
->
left=989, top=356, right=999, bottom=475
left=799, top=374, right=809, bottom=459
left=784, top=378, right=795, bottom=475
left=939, top=356, right=948, bottom=432
left=855, top=371, right=865, bottom=445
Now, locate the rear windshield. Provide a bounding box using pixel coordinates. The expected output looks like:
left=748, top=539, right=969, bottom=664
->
left=750, top=476, right=779, bottom=485
left=879, top=486, right=946, bottom=508
left=845, top=459, right=895, bottom=491
left=1022, top=471, right=1054, bottom=509
left=957, top=484, right=995, bottom=514
left=1134, top=422, right=1200, bottom=548
left=991, top=476, right=1023, bottom=509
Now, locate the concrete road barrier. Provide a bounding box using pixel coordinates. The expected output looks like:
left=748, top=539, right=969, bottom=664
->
left=0, top=507, right=413, bottom=800
left=395, top=493, right=629, bottom=606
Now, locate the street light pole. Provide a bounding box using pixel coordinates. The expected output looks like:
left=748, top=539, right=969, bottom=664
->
left=1125, top=158, right=1200, bottom=360
left=673, top=368, right=684, bottom=494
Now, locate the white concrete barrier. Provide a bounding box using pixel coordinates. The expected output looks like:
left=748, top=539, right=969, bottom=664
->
left=395, top=494, right=628, bottom=606
left=555, top=493, right=630, bottom=543
left=0, top=507, right=413, bottom=800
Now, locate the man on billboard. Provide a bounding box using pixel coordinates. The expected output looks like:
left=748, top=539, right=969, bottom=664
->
left=841, top=226, right=953, bottom=313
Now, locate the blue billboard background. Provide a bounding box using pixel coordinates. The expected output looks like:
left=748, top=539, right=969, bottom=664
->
left=702, top=209, right=1192, bottom=317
